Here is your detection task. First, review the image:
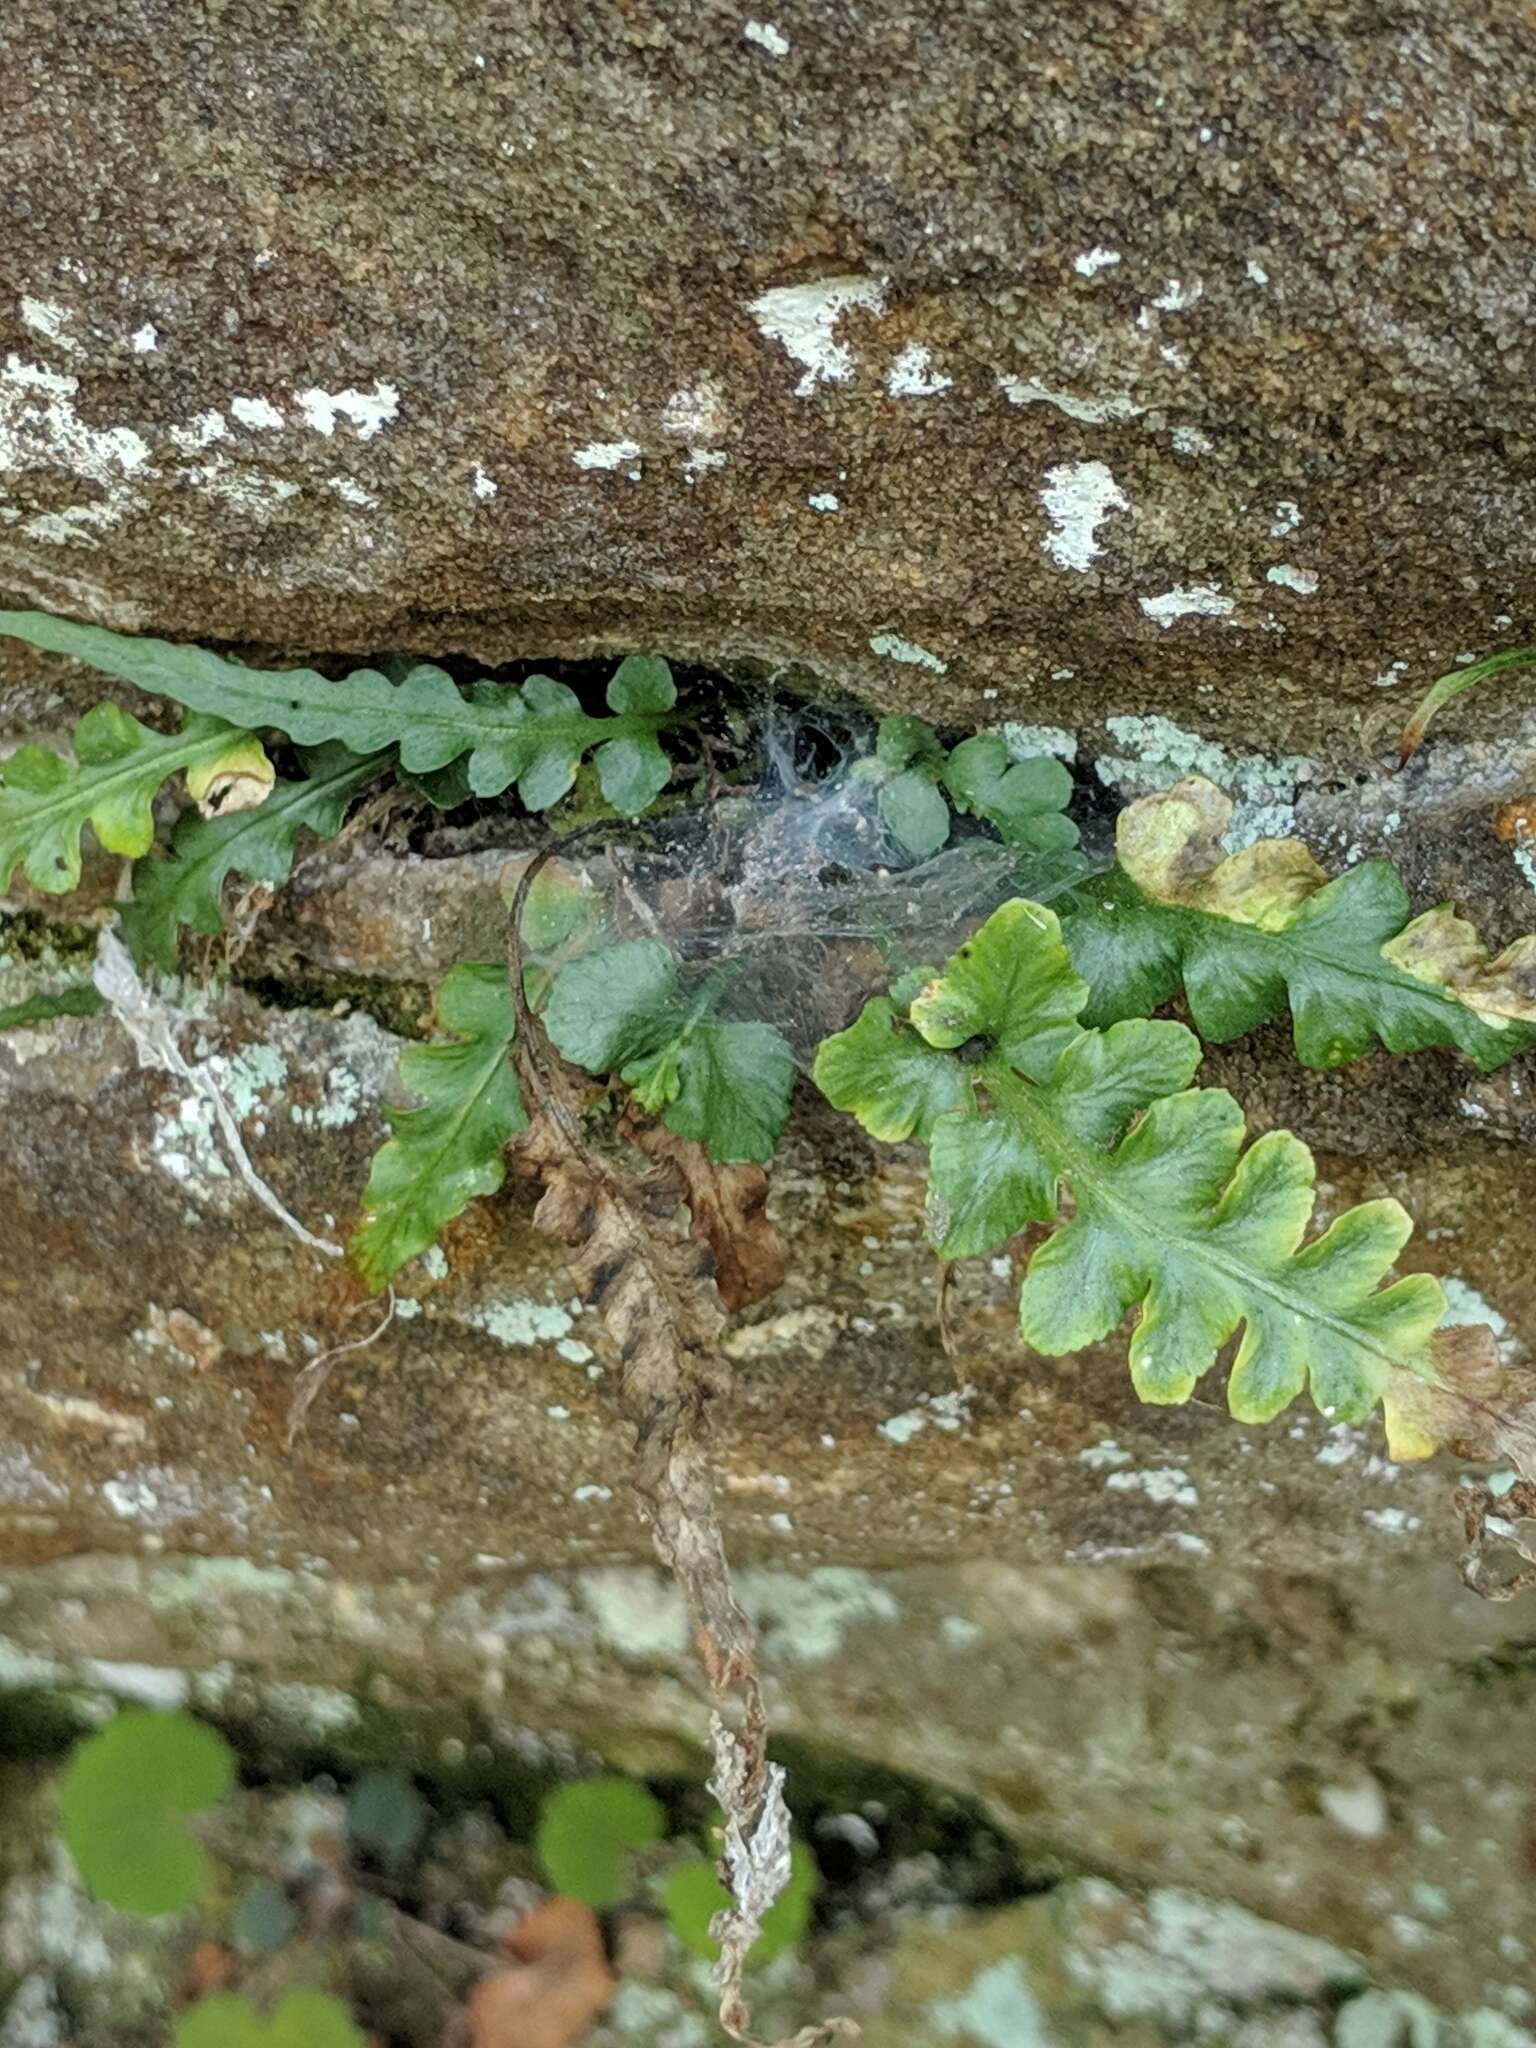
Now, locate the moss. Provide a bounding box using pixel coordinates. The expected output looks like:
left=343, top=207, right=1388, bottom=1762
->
left=234, top=967, right=430, bottom=1041
left=0, top=1688, right=96, bottom=1763
left=1454, top=1640, right=1536, bottom=1689
left=0, top=910, right=100, bottom=969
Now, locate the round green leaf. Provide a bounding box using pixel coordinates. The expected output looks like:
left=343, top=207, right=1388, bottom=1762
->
left=878, top=771, right=951, bottom=860
left=536, top=1776, right=664, bottom=1908
left=595, top=730, right=673, bottom=816
left=59, top=1709, right=235, bottom=1917
left=606, top=653, right=677, bottom=714
left=173, top=1990, right=364, bottom=2048
left=874, top=715, right=942, bottom=772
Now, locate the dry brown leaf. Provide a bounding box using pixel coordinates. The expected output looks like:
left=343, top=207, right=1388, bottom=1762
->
left=1381, top=905, right=1536, bottom=1024
left=508, top=842, right=850, bottom=2048
left=1115, top=776, right=1327, bottom=929
left=1454, top=1477, right=1536, bottom=1601
left=1384, top=1322, right=1536, bottom=1473
left=617, top=1103, right=786, bottom=1312
left=462, top=1897, right=614, bottom=2048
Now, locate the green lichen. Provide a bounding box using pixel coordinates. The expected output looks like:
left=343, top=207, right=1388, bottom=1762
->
left=1095, top=714, right=1311, bottom=845
left=928, top=1958, right=1053, bottom=2048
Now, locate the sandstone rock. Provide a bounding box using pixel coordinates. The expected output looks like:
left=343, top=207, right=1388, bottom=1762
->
left=3, top=2, right=1536, bottom=2021
left=2, top=2, right=1536, bottom=761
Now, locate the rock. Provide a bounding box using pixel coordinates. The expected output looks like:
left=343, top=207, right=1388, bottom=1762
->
left=827, top=1885, right=1530, bottom=2046
left=2, top=3, right=1536, bottom=761
left=3, top=4, right=1536, bottom=2018
left=1055, top=1881, right=1365, bottom=2026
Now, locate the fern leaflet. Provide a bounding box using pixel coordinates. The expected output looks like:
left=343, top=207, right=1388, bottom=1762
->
left=1398, top=643, right=1536, bottom=762
left=0, top=702, right=265, bottom=895
left=0, top=612, right=678, bottom=817
left=0, top=984, right=105, bottom=1031
left=816, top=898, right=1448, bottom=1426
left=351, top=962, right=526, bottom=1290
left=119, top=744, right=387, bottom=972
left=1058, top=776, right=1536, bottom=1068
left=544, top=940, right=796, bottom=1164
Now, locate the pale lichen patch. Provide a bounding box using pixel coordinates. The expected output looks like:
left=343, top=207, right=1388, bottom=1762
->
left=0, top=354, right=152, bottom=546
left=742, top=19, right=790, bottom=55
left=230, top=394, right=284, bottom=431
left=1105, top=1466, right=1200, bottom=1509
left=1095, top=712, right=1311, bottom=844
left=292, top=381, right=399, bottom=438
left=886, top=342, right=952, bottom=397
left=572, top=439, right=643, bottom=474
left=1001, top=375, right=1143, bottom=424
left=748, top=273, right=887, bottom=396
left=1267, top=563, right=1319, bottom=596
left=1138, top=584, right=1233, bottom=626
left=467, top=1297, right=575, bottom=1347
left=19, top=298, right=78, bottom=353
left=928, top=1957, right=1054, bottom=2048
left=733, top=1566, right=899, bottom=1665
left=869, top=631, right=947, bottom=673
left=1039, top=460, right=1128, bottom=571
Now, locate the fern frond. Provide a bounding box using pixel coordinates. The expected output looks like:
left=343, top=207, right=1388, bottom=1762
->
left=351, top=962, right=526, bottom=1291
left=544, top=941, right=795, bottom=1164
left=816, top=898, right=1449, bottom=1426
left=0, top=612, right=678, bottom=817
left=119, top=744, right=387, bottom=972
left=0, top=702, right=265, bottom=896
left=0, top=984, right=105, bottom=1031
left=1059, top=777, right=1536, bottom=1068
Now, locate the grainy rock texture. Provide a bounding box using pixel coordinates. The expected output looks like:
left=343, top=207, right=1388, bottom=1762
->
left=1, top=0, right=1535, bottom=2022
left=1, top=1, right=1535, bottom=753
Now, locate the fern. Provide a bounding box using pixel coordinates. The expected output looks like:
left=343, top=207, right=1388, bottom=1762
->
left=815, top=899, right=1448, bottom=1426
left=1058, top=776, right=1536, bottom=1068
left=0, top=984, right=104, bottom=1031
left=119, top=743, right=387, bottom=972
left=543, top=940, right=796, bottom=1164
left=0, top=611, right=679, bottom=817
left=0, top=701, right=265, bottom=895
left=351, top=962, right=526, bottom=1290
left=851, top=714, right=1080, bottom=862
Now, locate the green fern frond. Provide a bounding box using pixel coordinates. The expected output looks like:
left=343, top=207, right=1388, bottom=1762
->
left=815, top=898, right=1447, bottom=1426
left=119, top=743, right=387, bottom=972
left=0, top=702, right=265, bottom=895
left=351, top=962, right=526, bottom=1291
left=851, top=714, right=1081, bottom=862
left=544, top=940, right=795, bottom=1163
left=0, top=985, right=105, bottom=1031
left=1058, top=776, right=1536, bottom=1068
left=0, top=612, right=678, bottom=817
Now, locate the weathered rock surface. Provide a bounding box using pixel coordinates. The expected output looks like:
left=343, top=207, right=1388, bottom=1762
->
left=3, top=1, right=1536, bottom=756
left=2, top=0, right=1536, bottom=2021
left=0, top=921, right=1533, bottom=2001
